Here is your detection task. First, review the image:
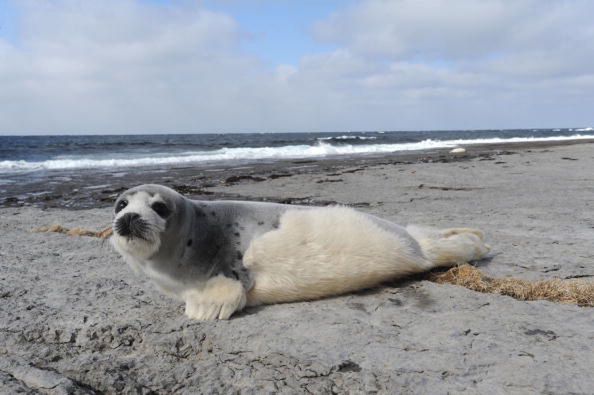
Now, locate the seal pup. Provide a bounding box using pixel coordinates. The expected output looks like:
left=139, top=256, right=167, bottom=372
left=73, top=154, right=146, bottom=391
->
left=111, top=184, right=489, bottom=320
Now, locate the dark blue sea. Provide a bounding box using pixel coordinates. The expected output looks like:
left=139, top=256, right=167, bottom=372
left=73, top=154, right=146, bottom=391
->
left=1, top=128, right=593, bottom=174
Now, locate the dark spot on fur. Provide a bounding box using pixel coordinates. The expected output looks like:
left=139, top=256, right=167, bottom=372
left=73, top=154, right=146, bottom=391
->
left=236, top=251, right=243, bottom=260
left=258, top=221, right=265, bottom=226
left=187, top=239, right=192, bottom=247
left=234, top=232, right=240, bottom=237
left=226, top=223, right=232, bottom=228
left=210, top=211, right=217, bottom=217
left=231, top=270, right=239, bottom=280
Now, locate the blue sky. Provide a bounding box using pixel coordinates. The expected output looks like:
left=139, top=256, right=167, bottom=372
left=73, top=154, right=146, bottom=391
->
left=0, top=0, right=593, bottom=134
left=0, top=0, right=19, bottom=44
left=0, top=0, right=342, bottom=64
left=201, top=0, right=346, bottom=66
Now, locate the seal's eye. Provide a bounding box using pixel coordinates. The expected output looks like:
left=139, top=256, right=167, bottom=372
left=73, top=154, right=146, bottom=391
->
left=151, top=202, right=170, bottom=218
left=115, top=200, right=128, bottom=213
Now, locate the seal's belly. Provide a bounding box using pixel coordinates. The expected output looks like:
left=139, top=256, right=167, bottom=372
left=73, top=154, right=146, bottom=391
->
left=243, top=206, right=427, bottom=306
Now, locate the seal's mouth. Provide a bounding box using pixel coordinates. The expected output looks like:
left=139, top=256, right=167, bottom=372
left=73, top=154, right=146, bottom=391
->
left=111, top=212, right=162, bottom=259
left=114, top=212, right=151, bottom=241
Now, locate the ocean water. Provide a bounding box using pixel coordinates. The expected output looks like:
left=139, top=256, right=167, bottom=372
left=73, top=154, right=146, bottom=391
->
left=1, top=128, right=593, bottom=174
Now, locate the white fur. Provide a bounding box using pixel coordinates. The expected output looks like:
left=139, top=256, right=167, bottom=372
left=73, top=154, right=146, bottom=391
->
left=244, top=207, right=489, bottom=306
left=110, top=192, right=191, bottom=301
left=111, top=192, right=246, bottom=320
left=112, top=195, right=490, bottom=320
left=184, top=276, right=247, bottom=320
left=406, top=225, right=490, bottom=266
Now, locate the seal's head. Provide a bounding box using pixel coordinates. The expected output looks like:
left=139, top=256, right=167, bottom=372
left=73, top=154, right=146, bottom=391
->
left=111, top=184, right=184, bottom=260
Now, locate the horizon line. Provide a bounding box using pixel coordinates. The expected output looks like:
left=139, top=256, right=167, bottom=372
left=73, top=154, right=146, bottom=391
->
left=1, top=126, right=592, bottom=137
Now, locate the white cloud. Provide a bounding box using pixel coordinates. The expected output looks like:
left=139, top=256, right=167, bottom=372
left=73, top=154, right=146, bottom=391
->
left=314, top=0, right=594, bottom=64
left=0, top=0, right=593, bottom=134
left=306, top=0, right=594, bottom=128
left=0, top=0, right=276, bottom=133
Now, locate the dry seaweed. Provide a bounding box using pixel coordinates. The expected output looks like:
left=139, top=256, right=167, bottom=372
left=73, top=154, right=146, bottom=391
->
left=430, top=264, right=593, bottom=307
left=33, top=224, right=113, bottom=239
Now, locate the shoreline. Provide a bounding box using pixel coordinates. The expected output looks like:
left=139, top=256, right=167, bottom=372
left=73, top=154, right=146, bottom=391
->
left=2, top=138, right=594, bottom=209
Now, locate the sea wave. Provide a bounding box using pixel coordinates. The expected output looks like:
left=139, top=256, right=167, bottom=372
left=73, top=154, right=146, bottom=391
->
left=317, top=135, right=377, bottom=142
left=1, top=134, right=593, bottom=172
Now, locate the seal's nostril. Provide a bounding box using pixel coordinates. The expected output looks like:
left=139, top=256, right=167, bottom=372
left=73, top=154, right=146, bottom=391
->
left=116, top=212, right=140, bottom=236
left=126, top=213, right=140, bottom=225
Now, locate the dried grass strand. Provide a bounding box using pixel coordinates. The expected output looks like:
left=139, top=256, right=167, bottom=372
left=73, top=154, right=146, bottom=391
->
left=33, top=224, right=113, bottom=239
left=430, top=264, right=593, bottom=307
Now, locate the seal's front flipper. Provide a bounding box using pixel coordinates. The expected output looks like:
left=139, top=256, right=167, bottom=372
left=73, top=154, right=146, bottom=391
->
left=183, top=275, right=247, bottom=320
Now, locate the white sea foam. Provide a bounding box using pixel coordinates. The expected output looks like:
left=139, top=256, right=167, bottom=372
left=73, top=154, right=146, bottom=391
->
left=1, top=134, right=593, bottom=172
left=317, top=135, right=377, bottom=141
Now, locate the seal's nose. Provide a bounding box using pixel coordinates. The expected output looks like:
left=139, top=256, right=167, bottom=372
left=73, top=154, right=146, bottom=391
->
left=115, top=212, right=140, bottom=236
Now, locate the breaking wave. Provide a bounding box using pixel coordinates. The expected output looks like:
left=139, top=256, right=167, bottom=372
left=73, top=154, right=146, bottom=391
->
left=1, top=134, right=593, bottom=172
left=317, top=135, right=378, bottom=142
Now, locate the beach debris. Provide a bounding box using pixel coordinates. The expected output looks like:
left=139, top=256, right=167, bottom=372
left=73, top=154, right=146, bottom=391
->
left=33, top=224, right=113, bottom=239
left=171, top=184, right=214, bottom=195
left=224, top=175, right=266, bottom=185
left=449, top=147, right=466, bottom=154
left=341, top=167, right=366, bottom=174
left=418, top=184, right=479, bottom=191
left=268, top=173, right=293, bottom=179
left=430, top=264, right=593, bottom=307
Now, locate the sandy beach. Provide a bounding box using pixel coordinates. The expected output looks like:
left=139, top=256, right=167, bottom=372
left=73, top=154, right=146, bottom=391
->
left=1, top=141, right=593, bottom=393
